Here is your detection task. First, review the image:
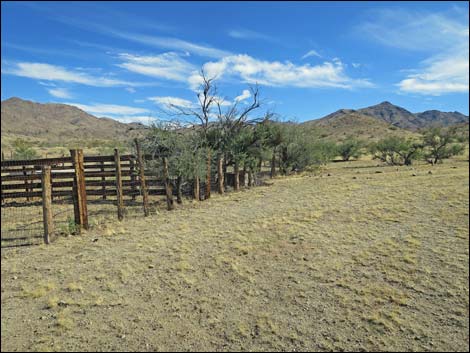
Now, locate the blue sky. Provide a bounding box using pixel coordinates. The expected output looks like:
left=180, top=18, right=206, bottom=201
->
left=1, top=1, right=469, bottom=124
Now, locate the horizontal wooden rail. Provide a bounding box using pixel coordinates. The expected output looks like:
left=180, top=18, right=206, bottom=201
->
left=1, top=157, right=72, bottom=167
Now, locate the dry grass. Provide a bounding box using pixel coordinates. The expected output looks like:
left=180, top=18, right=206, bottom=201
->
left=1, top=158, right=469, bottom=351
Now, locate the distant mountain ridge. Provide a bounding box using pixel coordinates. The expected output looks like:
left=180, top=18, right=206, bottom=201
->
left=1, top=98, right=468, bottom=147
left=1, top=97, right=148, bottom=143
left=308, top=101, right=469, bottom=131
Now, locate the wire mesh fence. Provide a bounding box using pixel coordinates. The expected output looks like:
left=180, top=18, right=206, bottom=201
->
left=1, top=151, right=273, bottom=248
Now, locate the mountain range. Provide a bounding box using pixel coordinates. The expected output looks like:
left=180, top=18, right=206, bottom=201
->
left=305, top=101, right=468, bottom=131
left=1, top=97, right=468, bottom=147
left=1, top=97, right=147, bottom=144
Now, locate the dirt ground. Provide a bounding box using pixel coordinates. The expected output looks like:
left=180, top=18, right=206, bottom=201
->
left=1, top=159, right=469, bottom=351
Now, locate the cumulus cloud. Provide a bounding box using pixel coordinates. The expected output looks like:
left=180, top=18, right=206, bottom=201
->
left=64, top=102, right=151, bottom=116
left=235, top=89, right=251, bottom=102
left=147, top=96, right=197, bottom=109
left=188, top=54, right=373, bottom=90
left=117, top=52, right=196, bottom=82
left=397, top=51, right=469, bottom=95
left=4, top=62, right=136, bottom=87
left=107, top=115, right=155, bottom=124
left=358, top=7, right=469, bottom=95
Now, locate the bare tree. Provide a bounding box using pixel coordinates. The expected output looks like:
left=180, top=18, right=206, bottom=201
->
left=167, top=69, right=263, bottom=195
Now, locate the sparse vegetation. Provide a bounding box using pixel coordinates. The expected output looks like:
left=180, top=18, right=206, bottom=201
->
left=12, top=138, right=38, bottom=160
left=337, top=137, right=364, bottom=161
left=423, top=126, right=465, bottom=164
left=371, top=136, right=423, bottom=166
left=2, top=158, right=468, bottom=351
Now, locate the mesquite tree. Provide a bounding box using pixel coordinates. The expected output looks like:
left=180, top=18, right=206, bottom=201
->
left=423, top=127, right=464, bottom=164
left=337, top=137, right=364, bottom=161
left=370, top=136, right=423, bottom=166
left=141, top=122, right=206, bottom=208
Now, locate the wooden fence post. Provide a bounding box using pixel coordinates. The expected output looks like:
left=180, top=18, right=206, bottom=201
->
left=114, top=148, right=124, bottom=221
left=217, top=155, right=224, bottom=194
left=193, top=175, right=200, bottom=201
left=101, top=160, right=107, bottom=200
left=135, top=139, right=149, bottom=216
left=42, top=165, right=54, bottom=244
left=234, top=161, right=240, bottom=191
left=163, top=157, right=174, bottom=210
left=205, top=149, right=211, bottom=199
left=70, top=149, right=89, bottom=231
left=23, top=166, right=30, bottom=201
left=130, top=158, right=137, bottom=201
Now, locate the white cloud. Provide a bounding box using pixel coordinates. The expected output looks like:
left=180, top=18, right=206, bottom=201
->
left=228, top=29, right=275, bottom=42
left=5, top=62, right=137, bottom=87
left=64, top=102, right=151, bottom=116
left=106, top=115, right=155, bottom=124
left=235, top=89, right=251, bottom=102
left=356, top=7, right=468, bottom=52
left=358, top=7, right=469, bottom=95
left=301, top=50, right=322, bottom=60
left=213, top=96, right=233, bottom=107
left=189, top=54, right=373, bottom=90
left=126, top=87, right=136, bottom=93
left=397, top=50, right=469, bottom=95
left=147, top=96, right=197, bottom=109
left=48, top=87, right=72, bottom=99
left=117, top=52, right=195, bottom=82
left=109, top=30, right=231, bottom=58
left=351, top=63, right=361, bottom=68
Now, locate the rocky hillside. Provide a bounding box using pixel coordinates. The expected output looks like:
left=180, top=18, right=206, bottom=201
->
left=1, top=97, right=148, bottom=143
left=302, top=110, right=417, bottom=142
left=306, top=101, right=469, bottom=134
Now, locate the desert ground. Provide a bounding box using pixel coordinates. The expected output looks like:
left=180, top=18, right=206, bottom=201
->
left=1, top=159, right=469, bottom=352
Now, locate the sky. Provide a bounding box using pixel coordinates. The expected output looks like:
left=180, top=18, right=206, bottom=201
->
left=1, top=1, right=469, bottom=124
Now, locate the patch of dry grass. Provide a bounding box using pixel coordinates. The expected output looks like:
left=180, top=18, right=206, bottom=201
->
left=1, top=159, right=468, bottom=351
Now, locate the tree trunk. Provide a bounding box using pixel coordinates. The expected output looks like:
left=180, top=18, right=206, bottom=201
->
left=217, top=154, right=224, bottom=194
left=280, top=146, right=288, bottom=175
left=223, top=154, right=228, bottom=188
left=248, top=168, right=253, bottom=187
left=242, top=164, right=247, bottom=188
left=205, top=149, right=211, bottom=199
left=176, top=175, right=183, bottom=204
left=234, top=160, right=240, bottom=191
left=163, top=157, right=174, bottom=210
left=193, top=175, right=200, bottom=201
left=270, top=148, right=276, bottom=178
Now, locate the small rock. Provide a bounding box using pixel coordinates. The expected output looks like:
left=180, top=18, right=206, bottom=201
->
left=92, top=238, right=98, bottom=242
left=428, top=171, right=432, bottom=174
left=327, top=173, right=331, bottom=176
left=120, top=335, right=126, bottom=339
left=12, top=276, right=18, bottom=280
left=352, top=176, right=357, bottom=179
left=412, top=173, right=417, bottom=176
left=148, top=265, right=155, bottom=269
left=375, top=171, right=383, bottom=174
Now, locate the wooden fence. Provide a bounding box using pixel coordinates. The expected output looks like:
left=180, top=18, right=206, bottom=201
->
left=1, top=145, right=247, bottom=245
